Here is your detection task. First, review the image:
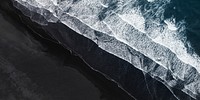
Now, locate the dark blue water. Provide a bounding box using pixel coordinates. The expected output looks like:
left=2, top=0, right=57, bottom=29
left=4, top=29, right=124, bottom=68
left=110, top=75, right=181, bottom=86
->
left=166, top=0, right=200, bottom=55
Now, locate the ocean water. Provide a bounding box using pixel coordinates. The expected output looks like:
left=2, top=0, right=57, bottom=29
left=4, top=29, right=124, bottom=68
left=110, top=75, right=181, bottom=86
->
left=167, top=0, right=200, bottom=55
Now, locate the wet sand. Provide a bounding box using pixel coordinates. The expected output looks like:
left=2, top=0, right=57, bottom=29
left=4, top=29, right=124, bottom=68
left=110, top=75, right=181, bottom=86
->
left=0, top=1, right=134, bottom=100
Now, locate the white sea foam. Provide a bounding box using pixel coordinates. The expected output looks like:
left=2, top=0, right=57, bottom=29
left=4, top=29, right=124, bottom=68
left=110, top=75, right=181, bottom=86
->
left=147, top=18, right=200, bottom=73
left=118, top=9, right=146, bottom=33
left=35, top=0, right=49, bottom=6
left=164, top=18, right=178, bottom=31
left=115, top=1, right=200, bottom=73
left=147, top=0, right=155, bottom=2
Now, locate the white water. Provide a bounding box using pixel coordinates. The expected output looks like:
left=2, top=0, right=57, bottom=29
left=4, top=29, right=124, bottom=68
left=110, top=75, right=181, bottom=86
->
left=147, top=0, right=155, bottom=2
left=118, top=9, right=146, bottom=33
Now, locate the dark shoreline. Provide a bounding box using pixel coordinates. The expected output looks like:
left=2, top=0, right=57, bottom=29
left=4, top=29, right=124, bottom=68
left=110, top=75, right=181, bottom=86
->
left=0, top=0, right=197, bottom=100
left=0, top=1, right=135, bottom=100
